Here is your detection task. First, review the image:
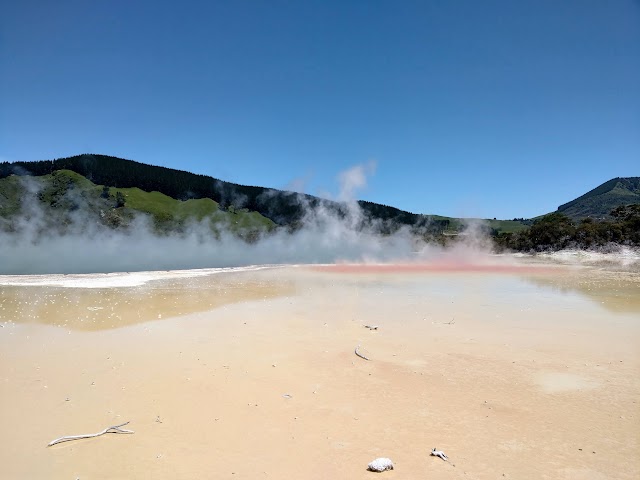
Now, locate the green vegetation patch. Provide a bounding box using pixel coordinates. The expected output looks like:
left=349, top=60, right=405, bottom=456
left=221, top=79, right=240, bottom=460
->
left=486, top=219, right=529, bottom=234
left=0, top=175, right=24, bottom=218
left=111, top=186, right=276, bottom=234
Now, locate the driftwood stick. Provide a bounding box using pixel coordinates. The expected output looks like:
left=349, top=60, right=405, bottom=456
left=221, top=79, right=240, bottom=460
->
left=47, top=421, right=134, bottom=447
left=355, top=345, right=370, bottom=361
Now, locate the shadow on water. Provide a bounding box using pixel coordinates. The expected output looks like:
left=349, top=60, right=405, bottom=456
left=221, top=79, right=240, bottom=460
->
left=0, top=272, right=294, bottom=331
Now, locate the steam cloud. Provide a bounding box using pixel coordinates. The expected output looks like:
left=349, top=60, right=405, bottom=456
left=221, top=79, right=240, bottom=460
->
left=0, top=163, right=492, bottom=274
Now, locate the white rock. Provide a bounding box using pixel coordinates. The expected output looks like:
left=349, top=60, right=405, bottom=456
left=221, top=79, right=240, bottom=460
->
left=368, top=457, right=394, bottom=472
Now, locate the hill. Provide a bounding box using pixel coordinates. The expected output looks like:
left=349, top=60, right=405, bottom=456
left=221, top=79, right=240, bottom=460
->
left=0, top=169, right=276, bottom=240
left=557, top=177, right=640, bottom=219
left=2, top=153, right=519, bottom=236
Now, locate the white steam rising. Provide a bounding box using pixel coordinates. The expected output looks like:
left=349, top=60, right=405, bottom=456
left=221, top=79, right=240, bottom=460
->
left=336, top=161, right=376, bottom=202
left=0, top=163, right=492, bottom=274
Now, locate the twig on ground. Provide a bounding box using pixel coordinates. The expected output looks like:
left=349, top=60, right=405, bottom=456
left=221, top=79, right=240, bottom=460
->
left=363, top=325, right=379, bottom=330
left=442, top=318, right=455, bottom=325
left=431, top=448, right=448, bottom=461
left=354, top=345, right=370, bottom=361
left=47, top=421, right=134, bottom=447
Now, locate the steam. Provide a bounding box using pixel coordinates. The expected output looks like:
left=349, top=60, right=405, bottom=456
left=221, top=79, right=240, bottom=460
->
left=0, top=163, right=494, bottom=274
left=336, top=161, right=376, bottom=202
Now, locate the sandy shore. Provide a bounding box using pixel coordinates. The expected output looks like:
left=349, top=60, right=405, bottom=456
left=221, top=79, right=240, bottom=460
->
left=1, top=261, right=639, bottom=479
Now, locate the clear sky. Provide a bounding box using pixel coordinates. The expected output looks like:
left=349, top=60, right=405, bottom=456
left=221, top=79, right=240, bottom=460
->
left=1, top=0, right=638, bottom=219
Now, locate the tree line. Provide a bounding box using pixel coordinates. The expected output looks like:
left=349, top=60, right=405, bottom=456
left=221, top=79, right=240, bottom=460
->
left=493, top=205, right=640, bottom=252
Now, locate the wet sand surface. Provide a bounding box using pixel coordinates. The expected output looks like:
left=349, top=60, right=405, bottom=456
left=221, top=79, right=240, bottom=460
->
left=1, top=261, right=639, bottom=479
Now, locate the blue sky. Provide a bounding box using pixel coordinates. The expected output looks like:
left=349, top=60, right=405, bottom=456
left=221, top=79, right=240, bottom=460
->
left=1, top=0, right=638, bottom=219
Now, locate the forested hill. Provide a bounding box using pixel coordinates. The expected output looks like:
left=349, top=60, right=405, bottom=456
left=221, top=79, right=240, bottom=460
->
left=558, top=177, right=640, bottom=219
left=0, top=153, right=450, bottom=233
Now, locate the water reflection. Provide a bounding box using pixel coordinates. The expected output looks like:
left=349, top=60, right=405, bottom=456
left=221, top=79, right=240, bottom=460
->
left=309, top=262, right=640, bottom=315
left=0, top=272, right=293, bottom=331
left=2, top=264, right=638, bottom=333
left=522, top=268, right=640, bottom=314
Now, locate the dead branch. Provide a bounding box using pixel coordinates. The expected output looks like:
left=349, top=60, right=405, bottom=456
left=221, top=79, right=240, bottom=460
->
left=354, top=345, right=370, bottom=361
left=47, top=421, right=134, bottom=447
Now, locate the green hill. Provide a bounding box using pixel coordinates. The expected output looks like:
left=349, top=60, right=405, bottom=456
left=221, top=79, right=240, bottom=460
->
left=0, top=169, right=275, bottom=239
left=557, top=177, right=640, bottom=219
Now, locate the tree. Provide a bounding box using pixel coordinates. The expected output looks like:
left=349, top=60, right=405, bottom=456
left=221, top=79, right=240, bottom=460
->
left=115, top=191, right=126, bottom=208
left=528, top=213, right=576, bottom=250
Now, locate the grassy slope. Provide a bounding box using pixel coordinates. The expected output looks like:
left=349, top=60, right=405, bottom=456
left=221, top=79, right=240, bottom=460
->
left=0, top=170, right=276, bottom=235
left=0, top=174, right=22, bottom=218
left=110, top=185, right=527, bottom=233
left=486, top=219, right=529, bottom=234
left=113, top=187, right=275, bottom=233
left=437, top=216, right=528, bottom=234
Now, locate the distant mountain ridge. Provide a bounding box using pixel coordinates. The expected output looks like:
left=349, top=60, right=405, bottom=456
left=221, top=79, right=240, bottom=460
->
left=3, top=154, right=633, bottom=233
left=557, top=177, right=640, bottom=219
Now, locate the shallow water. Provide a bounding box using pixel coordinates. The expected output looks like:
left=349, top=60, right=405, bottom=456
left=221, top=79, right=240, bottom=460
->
left=0, top=268, right=293, bottom=330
